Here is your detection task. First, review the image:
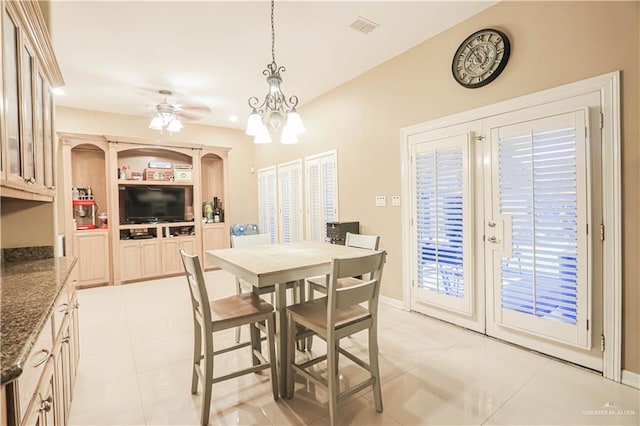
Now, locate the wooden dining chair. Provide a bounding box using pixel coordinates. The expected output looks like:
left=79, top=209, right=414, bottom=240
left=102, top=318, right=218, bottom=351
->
left=305, top=232, right=380, bottom=350
left=179, top=250, right=278, bottom=426
left=286, top=250, right=386, bottom=425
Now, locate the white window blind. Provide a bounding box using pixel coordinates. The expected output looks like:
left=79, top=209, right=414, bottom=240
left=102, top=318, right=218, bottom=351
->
left=305, top=150, right=338, bottom=242
left=498, top=126, right=582, bottom=326
left=413, top=134, right=472, bottom=315
left=278, top=160, right=303, bottom=243
left=257, top=166, right=277, bottom=244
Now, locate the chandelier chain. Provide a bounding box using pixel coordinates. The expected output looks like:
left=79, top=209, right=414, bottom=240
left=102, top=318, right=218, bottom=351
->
left=271, top=0, right=276, bottom=63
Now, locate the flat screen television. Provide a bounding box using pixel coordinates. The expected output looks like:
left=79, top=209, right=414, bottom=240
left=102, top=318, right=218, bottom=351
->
left=120, top=185, right=186, bottom=223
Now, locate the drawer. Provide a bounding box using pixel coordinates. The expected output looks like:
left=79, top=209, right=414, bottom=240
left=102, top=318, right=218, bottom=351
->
left=51, top=286, right=69, bottom=338
left=17, top=315, right=53, bottom=422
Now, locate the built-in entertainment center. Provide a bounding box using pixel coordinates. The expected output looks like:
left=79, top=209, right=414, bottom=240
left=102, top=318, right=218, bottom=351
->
left=60, top=133, right=230, bottom=286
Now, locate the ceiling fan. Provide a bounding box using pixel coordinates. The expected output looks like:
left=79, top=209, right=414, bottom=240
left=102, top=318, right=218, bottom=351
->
left=148, top=89, right=211, bottom=133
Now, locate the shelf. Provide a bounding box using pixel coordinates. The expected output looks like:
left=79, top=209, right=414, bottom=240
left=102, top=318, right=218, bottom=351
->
left=119, top=221, right=195, bottom=230
left=117, top=179, right=193, bottom=186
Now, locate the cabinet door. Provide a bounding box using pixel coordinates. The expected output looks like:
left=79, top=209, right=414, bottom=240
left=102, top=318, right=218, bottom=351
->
left=3, top=8, right=22, bottom=184
left=140, top=241, right=161, bottom=278
left=20, top=37, right=36, bottom=184
left=21, top=359, right=56, bottom=426
left=43, top=81, right=54, bottom=189
left=72, top=232, right=110, bottom=285
left=161, top=239, right=182, bottom=274
left=203, top=225, right=227, bottom=269
left=119, top=243, right=141, bottom=281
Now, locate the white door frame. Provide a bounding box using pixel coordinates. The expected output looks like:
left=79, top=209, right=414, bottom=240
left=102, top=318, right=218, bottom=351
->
left=400, top=71, right=622, bottom=381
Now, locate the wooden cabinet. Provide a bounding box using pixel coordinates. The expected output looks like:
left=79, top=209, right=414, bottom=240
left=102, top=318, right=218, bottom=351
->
left=202, top=224, right=228, bottom=269
left=119, top=239, right=161, bottom=282
left=1, top=1, right=63, bottom=201
left=60, top=133, right=230, bottom=285
left=71, top=231, right=110, bottom=286
left=162, top=236, right=196, bottom=274
left=8, top=278, right=79, bottom=426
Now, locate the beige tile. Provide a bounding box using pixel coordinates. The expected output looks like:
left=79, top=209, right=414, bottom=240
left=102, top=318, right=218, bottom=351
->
left=308, top=395, right=401, bottom=426
left=485, top=360, right=640, bottom=425
left=69, top=376, right=145, bottom=426
left=74, top=346, right=137, bottom=393
left=130, top=329, right=194, bottom=373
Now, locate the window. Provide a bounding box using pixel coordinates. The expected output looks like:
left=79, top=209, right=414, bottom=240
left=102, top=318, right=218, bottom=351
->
left=278, top=160, right=303, bottom=242
left=257, top=166, right=277, bottom=243
left=305, top=150, right=338, bottom=242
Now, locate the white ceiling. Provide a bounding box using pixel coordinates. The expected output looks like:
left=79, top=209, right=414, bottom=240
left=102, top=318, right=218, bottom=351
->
left=50, top=1, right=495, bottom=130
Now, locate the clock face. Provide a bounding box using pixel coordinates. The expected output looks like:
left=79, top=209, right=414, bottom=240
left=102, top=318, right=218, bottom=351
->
left=452, top=28, right=510, bottom=88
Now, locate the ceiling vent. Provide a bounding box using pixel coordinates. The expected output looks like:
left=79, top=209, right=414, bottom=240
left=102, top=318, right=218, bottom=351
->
left=349, top=16, right=380, bottom=34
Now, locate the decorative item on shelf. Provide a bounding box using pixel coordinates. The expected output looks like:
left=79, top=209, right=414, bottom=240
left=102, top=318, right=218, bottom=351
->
left=72, top=187, right=97, bottom=230
left=131, top=171, right=143, bottom=180
left=245, top=0, right=304, bottom=145
left=119, top=164, right=131, bottom=180
left=173, top=164, right=193, bottom=181
left=98, top=212, right=108, bottom=229
left=213, top=197, right=224, bottom=223
left=203, top=202, right=214, bottom=223
left=144, top=168, right=173, bottom=181
left=149, top=161, right=172, bottom=169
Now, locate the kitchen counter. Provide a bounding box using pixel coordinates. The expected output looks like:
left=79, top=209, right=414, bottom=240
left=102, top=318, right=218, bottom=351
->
left=1, top=256, right=77, bottom=385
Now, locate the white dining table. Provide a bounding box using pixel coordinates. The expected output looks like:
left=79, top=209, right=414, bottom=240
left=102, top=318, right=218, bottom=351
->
left=206, top=240, right=376, bottom=397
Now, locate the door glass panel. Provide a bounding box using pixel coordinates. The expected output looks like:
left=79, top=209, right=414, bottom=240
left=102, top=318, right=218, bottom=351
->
left=4, top=12, right=21, bottom=176
left=36, top=73, right=45, bottom=185
left=21, top=42, right=35, bottom=181
left=44, top=85, right=54, bottom=188
left=499, top=127, right=579, bottom=325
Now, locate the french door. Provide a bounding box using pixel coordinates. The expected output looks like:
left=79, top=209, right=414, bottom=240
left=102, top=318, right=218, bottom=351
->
left=409, top=93, right=603, bottom=370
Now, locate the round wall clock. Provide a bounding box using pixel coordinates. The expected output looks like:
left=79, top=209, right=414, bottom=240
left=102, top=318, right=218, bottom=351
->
left=452, top=28, right=510, bottom=89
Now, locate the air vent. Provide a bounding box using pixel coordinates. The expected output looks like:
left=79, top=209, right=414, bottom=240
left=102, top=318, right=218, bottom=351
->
left=349, top=16, right=380, bottom=34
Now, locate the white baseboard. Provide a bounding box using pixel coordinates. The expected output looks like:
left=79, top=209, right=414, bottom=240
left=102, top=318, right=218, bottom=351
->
left=621, top=370, right=640, bottom=389
left=380, top=295, right=404, bottom=310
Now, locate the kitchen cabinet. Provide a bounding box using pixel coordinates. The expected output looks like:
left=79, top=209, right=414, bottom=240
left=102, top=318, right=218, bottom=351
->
left=1, top=1, right=63, bottom=201
left=202, top=223, right=228, bottom=269
left=161, top=236, right=196, bottom=274
left=119, top=240, right=161, bottom=282
left=2, top=257, right=79, bottom=426
left=71, top=231, right=110, bottom=287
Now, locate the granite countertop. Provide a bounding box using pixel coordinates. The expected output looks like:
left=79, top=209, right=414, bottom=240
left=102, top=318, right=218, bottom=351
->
left=1, top=256, right=77, bottom=385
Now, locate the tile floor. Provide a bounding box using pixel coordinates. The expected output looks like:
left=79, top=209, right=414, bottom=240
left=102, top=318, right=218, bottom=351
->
left=69, top=271, right=639, bottom=425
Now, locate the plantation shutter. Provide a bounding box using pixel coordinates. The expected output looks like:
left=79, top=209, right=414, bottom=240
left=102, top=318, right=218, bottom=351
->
left=257, top=166, right=277, bottom=244
left=489, top=110, right=589, bottom=347
left=413, top=134, right=473, bottom=315
left=278, top=160, right=303, bottom=243
left=305, top=150, right=338, bottom=242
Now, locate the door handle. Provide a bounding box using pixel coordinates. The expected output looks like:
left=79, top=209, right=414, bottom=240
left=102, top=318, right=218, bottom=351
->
left=487, top=236, right=501, bottom=244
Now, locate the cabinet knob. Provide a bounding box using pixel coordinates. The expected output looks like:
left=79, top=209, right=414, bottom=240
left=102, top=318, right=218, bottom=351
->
left=487, top=236, right=501, bottom=244
left=39, top=395, right=53, bottom=413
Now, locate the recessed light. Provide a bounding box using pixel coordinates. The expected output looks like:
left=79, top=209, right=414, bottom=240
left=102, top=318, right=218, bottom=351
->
left=52, top=87, right=65, bottom=96
left=229, top=115, right=239, bottom=122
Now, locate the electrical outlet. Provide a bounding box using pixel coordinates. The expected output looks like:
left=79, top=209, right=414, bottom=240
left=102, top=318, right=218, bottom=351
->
left=392, top=195, right=401, bottom=206
left=375, top=195, right=387, bottom=207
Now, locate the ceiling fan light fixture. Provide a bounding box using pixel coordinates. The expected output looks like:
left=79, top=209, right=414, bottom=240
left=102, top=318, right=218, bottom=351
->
left=149, top=116, right=164, bottom=131
left=246, top=0, right=303, bottom=145
left=149, top=93, right=184, bottom=135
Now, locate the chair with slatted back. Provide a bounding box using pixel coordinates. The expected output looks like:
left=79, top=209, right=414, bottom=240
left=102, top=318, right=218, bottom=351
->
left=286, top=250, right=386, bottom=425
left=180, top=250, right=278, bottom=426
left=305, top=233, right=380, bottom=349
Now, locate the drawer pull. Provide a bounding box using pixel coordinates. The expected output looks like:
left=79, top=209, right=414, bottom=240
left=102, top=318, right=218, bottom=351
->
left=59, top=302, right=69, bottom=313
left=39, top=395, right=53, bottom=413
left=62, top=336, right=70, bottom=344
left=31, top=349, right=50, bottom=367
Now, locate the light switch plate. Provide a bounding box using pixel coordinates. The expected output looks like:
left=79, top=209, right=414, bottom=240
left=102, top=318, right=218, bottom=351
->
left=392, top=195, right=401, bottom=206
left=375, top=195, right=387, bottom=207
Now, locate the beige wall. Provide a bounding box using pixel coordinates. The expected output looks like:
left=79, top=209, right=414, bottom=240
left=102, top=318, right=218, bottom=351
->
left=54, top=107, right=258, bottom=234
left=1, top=199, right=55, bottom=248
left=252, top=1, right=640, bottom=373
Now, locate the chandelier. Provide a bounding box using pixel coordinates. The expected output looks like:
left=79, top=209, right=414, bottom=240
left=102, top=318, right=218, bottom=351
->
left=149, top=92, right=183, bottom=134
left=245, top=0, right=304, bottom=144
